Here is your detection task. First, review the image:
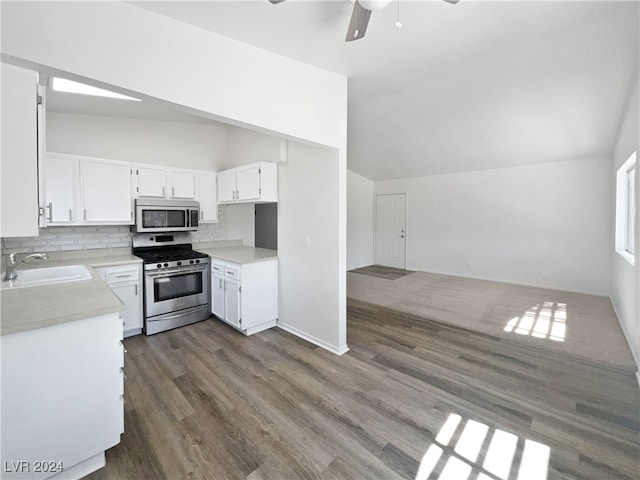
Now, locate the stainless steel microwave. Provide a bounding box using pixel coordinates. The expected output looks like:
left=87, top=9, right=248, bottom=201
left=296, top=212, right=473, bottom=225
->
left=132, top=199, right=200, bottom=233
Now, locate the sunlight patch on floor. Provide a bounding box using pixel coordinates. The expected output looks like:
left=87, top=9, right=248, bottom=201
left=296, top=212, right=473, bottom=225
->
left=504, top=302, right=567, bottom=342
left=415, top=413, right=551, bottom=480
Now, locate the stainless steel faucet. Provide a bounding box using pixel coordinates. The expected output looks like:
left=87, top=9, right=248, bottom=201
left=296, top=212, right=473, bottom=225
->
left=3, top=252, right=49, bottom=281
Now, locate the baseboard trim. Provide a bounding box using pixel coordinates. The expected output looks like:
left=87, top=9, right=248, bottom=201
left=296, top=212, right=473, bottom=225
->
left=277, top=322, right=349, bottom=356
left=407, top=267, right=609, bottom=297
left=609, top=296, right=640, bottom=387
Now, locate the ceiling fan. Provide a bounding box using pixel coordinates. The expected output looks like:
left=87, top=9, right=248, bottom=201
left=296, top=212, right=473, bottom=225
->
left=268, top=0, right=459, bottom=42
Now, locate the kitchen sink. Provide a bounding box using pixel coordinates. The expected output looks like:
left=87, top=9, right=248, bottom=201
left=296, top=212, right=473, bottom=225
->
left=1, top=265, right=92, bottom=290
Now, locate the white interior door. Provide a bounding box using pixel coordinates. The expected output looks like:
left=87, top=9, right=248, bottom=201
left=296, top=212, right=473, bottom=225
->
left=375, top=194, right=407, bottom=269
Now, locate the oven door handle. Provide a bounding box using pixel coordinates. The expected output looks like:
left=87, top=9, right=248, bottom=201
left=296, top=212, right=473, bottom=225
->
left=146, top=267, right=208, bottom=278
left=154, top=305, right=209, bottom=321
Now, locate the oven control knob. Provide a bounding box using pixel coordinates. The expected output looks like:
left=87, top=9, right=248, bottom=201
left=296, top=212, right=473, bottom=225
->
left=177, top=261, right=182, bottom=266
left=157, top=264, right=162, bottom=269
left=190, top=260, right=194, bottom=264
left=196, top=259, right=200, bottom=264
left=164, top=263, right=169, bottom=268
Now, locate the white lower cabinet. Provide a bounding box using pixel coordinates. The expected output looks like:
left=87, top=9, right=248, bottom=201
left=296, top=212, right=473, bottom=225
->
left=1, top=313, right=124, bottom=480
left=94, top=264, right=143, bottom=338
left=210, top=258, right=278, bottom=335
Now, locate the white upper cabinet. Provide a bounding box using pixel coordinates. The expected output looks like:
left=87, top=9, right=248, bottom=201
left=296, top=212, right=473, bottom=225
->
left=45, top=153, right=133, bottom=226
left=135, top=166, right=166, bottom=198
left=197, top=171, right=218, bottom=223
left=1, top=63, right=40, bottom=237
left=167, top=170, right=196, bottom=199
left=44, top=153, right=78, bottom=224
left=134, top=166, right=196, bottom=200
left=236, top=165, right=261, bottom=201
left=218, top=162, right=277, bottom=205
left=80, top=159, right=133, bottom=223
left=218, top=171, right=237, bottom=203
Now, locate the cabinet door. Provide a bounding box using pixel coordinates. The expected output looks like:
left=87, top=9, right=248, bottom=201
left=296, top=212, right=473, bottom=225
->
left=45, top=154, right=77, bottom=224
left=218, top=171, right=237, bottom=203
left=81, top=160, right=133, bottom=223
left=111, top=283, right=142, bottom=333
left=236, top=166, right=260, bottom=201
left=1, top=63, right=39, bottom=237
left=136, top=166, right=166, bottom=198
left=212, top=274, right=225, bottom=319
left=1, top=314, right=123, bottom=480
left=168, top=170, right=196, bottom=199
left=197, top=171, right=218, bottom=223
left=225, top=279, right=241, bottom=328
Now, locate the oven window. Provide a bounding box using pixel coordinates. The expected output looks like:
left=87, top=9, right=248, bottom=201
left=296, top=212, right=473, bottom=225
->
left=141, top=209, right=186, bottom=229
left=154, top=272, right=203, bottom=302
left=166, top=210, right=187, bottom=228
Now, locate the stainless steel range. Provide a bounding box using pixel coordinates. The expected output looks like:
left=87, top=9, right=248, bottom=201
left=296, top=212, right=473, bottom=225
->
left=132, top=233, right=210, bottom=335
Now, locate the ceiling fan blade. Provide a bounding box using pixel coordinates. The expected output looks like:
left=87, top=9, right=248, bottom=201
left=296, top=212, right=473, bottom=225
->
left=442, top=0, right=460, bottom=4
left=345, top=1, right=372, bottom=42
left=268, top=0, right=286, bottom=4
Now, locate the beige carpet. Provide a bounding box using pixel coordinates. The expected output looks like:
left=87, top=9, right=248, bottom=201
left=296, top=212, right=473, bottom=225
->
left=347, top=268, right=636, bottom=371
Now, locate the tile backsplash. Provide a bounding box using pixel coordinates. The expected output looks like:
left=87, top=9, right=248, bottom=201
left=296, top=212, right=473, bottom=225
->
left=1, top=207, right=227, bottom=254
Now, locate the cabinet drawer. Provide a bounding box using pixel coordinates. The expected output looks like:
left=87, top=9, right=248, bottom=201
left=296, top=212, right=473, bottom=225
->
left=211, top=263, right=224, bottom=275
left=106, top=269, right=139, bottom=283
left=94, top=264, right=140, bottom=284
left=224, top=266, right=240, bottom=280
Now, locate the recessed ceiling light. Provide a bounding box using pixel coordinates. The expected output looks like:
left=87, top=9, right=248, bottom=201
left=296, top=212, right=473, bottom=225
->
left=51, top=77, right=141, bottom=101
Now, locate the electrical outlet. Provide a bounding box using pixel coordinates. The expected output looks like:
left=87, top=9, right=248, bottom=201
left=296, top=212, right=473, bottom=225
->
left=303, top=235, right=311, bottom=248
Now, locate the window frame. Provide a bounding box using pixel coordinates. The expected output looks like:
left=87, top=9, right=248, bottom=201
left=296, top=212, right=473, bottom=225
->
left=615, top=151, right=637, bottom=265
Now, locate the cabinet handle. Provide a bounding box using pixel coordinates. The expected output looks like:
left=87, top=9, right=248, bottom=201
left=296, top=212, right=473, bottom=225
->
left=201, top=210, right=203, bottom=220
left=83, top=209, right=87, bottom=221
left=236, top=190, right=239, bottom=199
left=115, top=274, right=130, bottom=278
left=134, top=284, right=138, bottom=296
left=219, top=278, right=223, bottom=289
left=162, top=186, right=165, bottom=197
left=46, top=202, right=53, bottom=222
left=119, top=340, right=127, bottom=353
left=69, top=209, right=73, bottom=221
left=120, top=367, right=127, bottom=379
left=172, top=187, right=175, bottom=197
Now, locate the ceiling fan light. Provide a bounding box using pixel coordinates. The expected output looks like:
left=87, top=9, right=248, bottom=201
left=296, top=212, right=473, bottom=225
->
left=357, top=0, right=393, bottom=11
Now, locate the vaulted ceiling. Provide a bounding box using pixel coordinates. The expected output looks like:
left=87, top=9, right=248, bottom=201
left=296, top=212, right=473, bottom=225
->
left=56, top=1, right=640, bottom=180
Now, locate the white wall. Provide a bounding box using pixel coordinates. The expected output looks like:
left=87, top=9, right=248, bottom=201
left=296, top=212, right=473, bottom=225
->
left=1, top=1, right=347, bottom=150
left=278, top=142, right=347, bottom=354
left=1, top=1, right=348, bottom=354
left=224, top=204, right=255, bottom=247
left=375, top=157, right=612, bottom=295
left=347, top=170, right=374, bottom=270
left=47, top=112, right=227, bottom=171
left=225, top=125, right=284, bottom=170
left=611, top=77, right=639, bottom=373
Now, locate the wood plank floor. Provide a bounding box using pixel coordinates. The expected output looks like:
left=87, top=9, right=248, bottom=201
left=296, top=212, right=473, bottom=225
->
left=88, top=299, right=639, bottom=480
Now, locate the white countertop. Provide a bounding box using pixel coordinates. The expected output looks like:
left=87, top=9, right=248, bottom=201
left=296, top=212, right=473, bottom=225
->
left=1, top=252, right=141, bottom=336
left=199, top=246, right=278, bottom=264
